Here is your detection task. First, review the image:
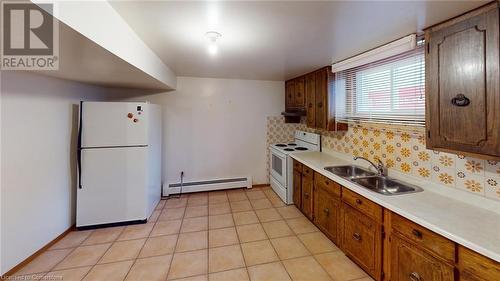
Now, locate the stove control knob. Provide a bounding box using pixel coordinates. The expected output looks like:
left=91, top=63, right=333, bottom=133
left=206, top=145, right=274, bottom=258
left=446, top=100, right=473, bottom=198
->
left=127, top=113, right=133, bottom=118
left=133, top=118, right=139, bottom=123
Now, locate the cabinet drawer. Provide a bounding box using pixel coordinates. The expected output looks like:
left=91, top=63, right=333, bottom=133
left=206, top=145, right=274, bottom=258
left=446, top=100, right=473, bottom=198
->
left=303, top=165, right=313, bottom=179
left=342, top=188, right=382, bottom=222
left=458, top=246, right=500, bottom=281
left=293, top=160, right=303, bottom=172
left=391, top=213, right=455, bottom=263
left=315, top=172, right=341, bottom=198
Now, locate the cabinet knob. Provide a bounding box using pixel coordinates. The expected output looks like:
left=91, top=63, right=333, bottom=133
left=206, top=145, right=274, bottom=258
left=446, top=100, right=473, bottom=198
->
left=304, top=192, right=309, bottom=199
left=451, top=94, right=470, bottom=107
left=355, top=199, right=362, bottom=205
left=323, top=208, right=330, bottom=215
left=409, top=272, right=422, bottom=281
left=412, top=229, right=423, bottom=239
left=318, top=102, right=323, bottom=108
left=324, top=180, right=329, bottom=185
left=308, top=103, right=313, bottom=108
left=352, top=233, right=361, bottom=241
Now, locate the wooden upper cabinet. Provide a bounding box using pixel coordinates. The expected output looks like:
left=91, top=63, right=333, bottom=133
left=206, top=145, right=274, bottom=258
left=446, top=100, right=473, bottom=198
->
left=286, top=66, right=347, bottom=131
left=305, top=73, right=316, bottom=128
left=425, top=3, right=500, bottom=159
left=285, top=80, right=294, bottom=109
left=285, top=77, right=305, bottom=111
left=294, top=77, right=305, bottom=108
left=315, top=68, right=328, bottom=130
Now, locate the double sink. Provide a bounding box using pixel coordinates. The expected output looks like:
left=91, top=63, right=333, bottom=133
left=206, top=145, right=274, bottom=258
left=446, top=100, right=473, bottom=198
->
left=324, top=165, right=423, bottom=195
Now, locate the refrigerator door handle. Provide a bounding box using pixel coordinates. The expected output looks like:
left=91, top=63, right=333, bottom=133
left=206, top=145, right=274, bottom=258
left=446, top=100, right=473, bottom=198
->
left=78, top=101, right=83, bottom=189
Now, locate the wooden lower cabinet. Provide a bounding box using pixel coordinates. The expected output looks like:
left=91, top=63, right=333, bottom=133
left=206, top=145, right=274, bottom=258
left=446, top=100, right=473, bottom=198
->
left=390, top=234, right=454, bottom=281
left=292, top=161, right=499, bottom=281
left=457, top=245, right=500, bottom=281
left=313, top=177, right=341, bottom=244
left=301, top=168, right=314, bottom=220
left=342, top=203, right=383, bottom=280
left=292, top=167, right=302, bottom=209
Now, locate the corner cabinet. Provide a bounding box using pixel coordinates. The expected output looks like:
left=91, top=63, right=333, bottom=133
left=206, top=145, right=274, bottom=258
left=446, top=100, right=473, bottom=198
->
left=425, top=2, right=500, bottom=159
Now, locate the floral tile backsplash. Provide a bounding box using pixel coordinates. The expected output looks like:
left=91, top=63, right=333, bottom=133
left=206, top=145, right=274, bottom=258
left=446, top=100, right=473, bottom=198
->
left=266, top=116, right=500, bottom=201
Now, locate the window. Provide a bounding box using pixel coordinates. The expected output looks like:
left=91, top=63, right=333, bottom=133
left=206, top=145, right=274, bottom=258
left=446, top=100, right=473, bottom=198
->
left=334, top=44, right=425, bottom=126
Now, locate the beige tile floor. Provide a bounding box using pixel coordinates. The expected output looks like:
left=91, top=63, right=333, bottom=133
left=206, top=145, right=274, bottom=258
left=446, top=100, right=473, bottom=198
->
left=11, top=186, right=373, bottom=281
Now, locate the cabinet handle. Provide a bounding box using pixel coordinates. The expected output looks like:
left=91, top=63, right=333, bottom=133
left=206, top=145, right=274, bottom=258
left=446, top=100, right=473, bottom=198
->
left=451, top=94, right=470, bottom=107
left=409, top=272, right=422, bottom=281
left=323, top=208, right=329, bottom=215
left=412, top=229, right=423, bottom=239
left=355, top=199, right=362, bottom=205
left=352, top=233, right=361, bottom=241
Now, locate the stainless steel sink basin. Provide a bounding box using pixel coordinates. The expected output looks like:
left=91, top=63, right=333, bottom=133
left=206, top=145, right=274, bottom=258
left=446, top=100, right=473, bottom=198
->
left=351, top=176, right=423, bottom=195
left=324, top=165, right=376, bottom=179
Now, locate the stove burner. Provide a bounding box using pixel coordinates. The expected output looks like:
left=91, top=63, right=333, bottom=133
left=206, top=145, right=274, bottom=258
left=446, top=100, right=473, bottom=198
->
left=295, top=147, right=308, bottom=151
left=288, top=143, right=297, bottom=146
left=275, top=144, right=287, bottom=147
left=283, top=148, right=294, bottom=151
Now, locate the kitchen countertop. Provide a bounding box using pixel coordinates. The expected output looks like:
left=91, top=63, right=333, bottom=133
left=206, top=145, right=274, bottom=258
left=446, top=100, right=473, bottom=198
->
left=289, top=151, right=500, bottom=262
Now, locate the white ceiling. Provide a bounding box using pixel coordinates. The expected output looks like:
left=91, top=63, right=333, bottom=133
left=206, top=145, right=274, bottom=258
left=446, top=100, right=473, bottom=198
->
left=110, top=0, right=487, bottom=81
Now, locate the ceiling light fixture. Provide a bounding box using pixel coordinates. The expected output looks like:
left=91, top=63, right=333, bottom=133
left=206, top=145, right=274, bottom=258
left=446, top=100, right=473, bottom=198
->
left=205, top=31, right=221, bottom=55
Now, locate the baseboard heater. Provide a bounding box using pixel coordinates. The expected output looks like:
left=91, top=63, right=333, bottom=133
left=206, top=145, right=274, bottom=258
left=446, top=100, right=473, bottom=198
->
left=163, top=176, right=252, bottom=196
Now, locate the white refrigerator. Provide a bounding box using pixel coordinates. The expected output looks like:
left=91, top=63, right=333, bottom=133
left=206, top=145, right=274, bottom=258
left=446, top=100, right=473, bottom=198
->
left=77, top=101, right=161, bottom=229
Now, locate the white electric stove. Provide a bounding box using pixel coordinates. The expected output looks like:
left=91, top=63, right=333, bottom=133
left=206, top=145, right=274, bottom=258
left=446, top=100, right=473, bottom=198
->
left=269, top=130, right=321, bottom=204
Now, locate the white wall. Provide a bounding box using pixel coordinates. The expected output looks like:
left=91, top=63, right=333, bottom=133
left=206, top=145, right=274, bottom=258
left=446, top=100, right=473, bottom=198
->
left=0, top=72, right=109, bottom=274
left=118, top=77, right=284, bottom=187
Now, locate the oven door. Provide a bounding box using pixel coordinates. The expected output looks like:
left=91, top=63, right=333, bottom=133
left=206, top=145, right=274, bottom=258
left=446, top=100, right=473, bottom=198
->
left=270, top=148, right=287, bottom=187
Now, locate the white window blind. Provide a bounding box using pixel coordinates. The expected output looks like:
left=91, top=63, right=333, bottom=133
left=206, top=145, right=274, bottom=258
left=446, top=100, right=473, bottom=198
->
left=334, top=43, right=425, bottom=126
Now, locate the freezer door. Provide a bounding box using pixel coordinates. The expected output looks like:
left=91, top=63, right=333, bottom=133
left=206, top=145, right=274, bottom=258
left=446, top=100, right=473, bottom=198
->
left=81, top=102, right=148, bottom=147
left=77, top=147, right=148, bottom=227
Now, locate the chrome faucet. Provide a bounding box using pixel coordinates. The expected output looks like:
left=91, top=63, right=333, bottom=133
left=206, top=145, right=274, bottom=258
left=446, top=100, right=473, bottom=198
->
left=353, top=156, right=387, bottom=176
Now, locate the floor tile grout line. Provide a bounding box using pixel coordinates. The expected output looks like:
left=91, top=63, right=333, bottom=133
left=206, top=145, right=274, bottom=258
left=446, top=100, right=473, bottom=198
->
left=41, top=229, right=99, bottom=276
left=165, top=197, right=188, bottom=281
left=228, top=193, right=252, bottom=281
left=90, top=203, right=161, bottom=281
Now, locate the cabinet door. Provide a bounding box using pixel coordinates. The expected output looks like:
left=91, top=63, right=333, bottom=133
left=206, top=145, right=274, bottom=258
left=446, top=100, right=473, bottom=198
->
left=305, top=73, right=316, bottom=128
left=343, top=204, right=382, bottom=280
left=301, top=172, right=314, bottom=220
left=285, top=80, right=295, bottom=109
left=315, top=69, right=328, bottom=130
left=314, top=184, right=340, bottom=244
left=426, top=5, right=500, bottom=157
left=293, top=169, right=302, bottom=209
left=391, top=234, right=454, bottom=281
left=294, top=77, right=305, bottom=108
